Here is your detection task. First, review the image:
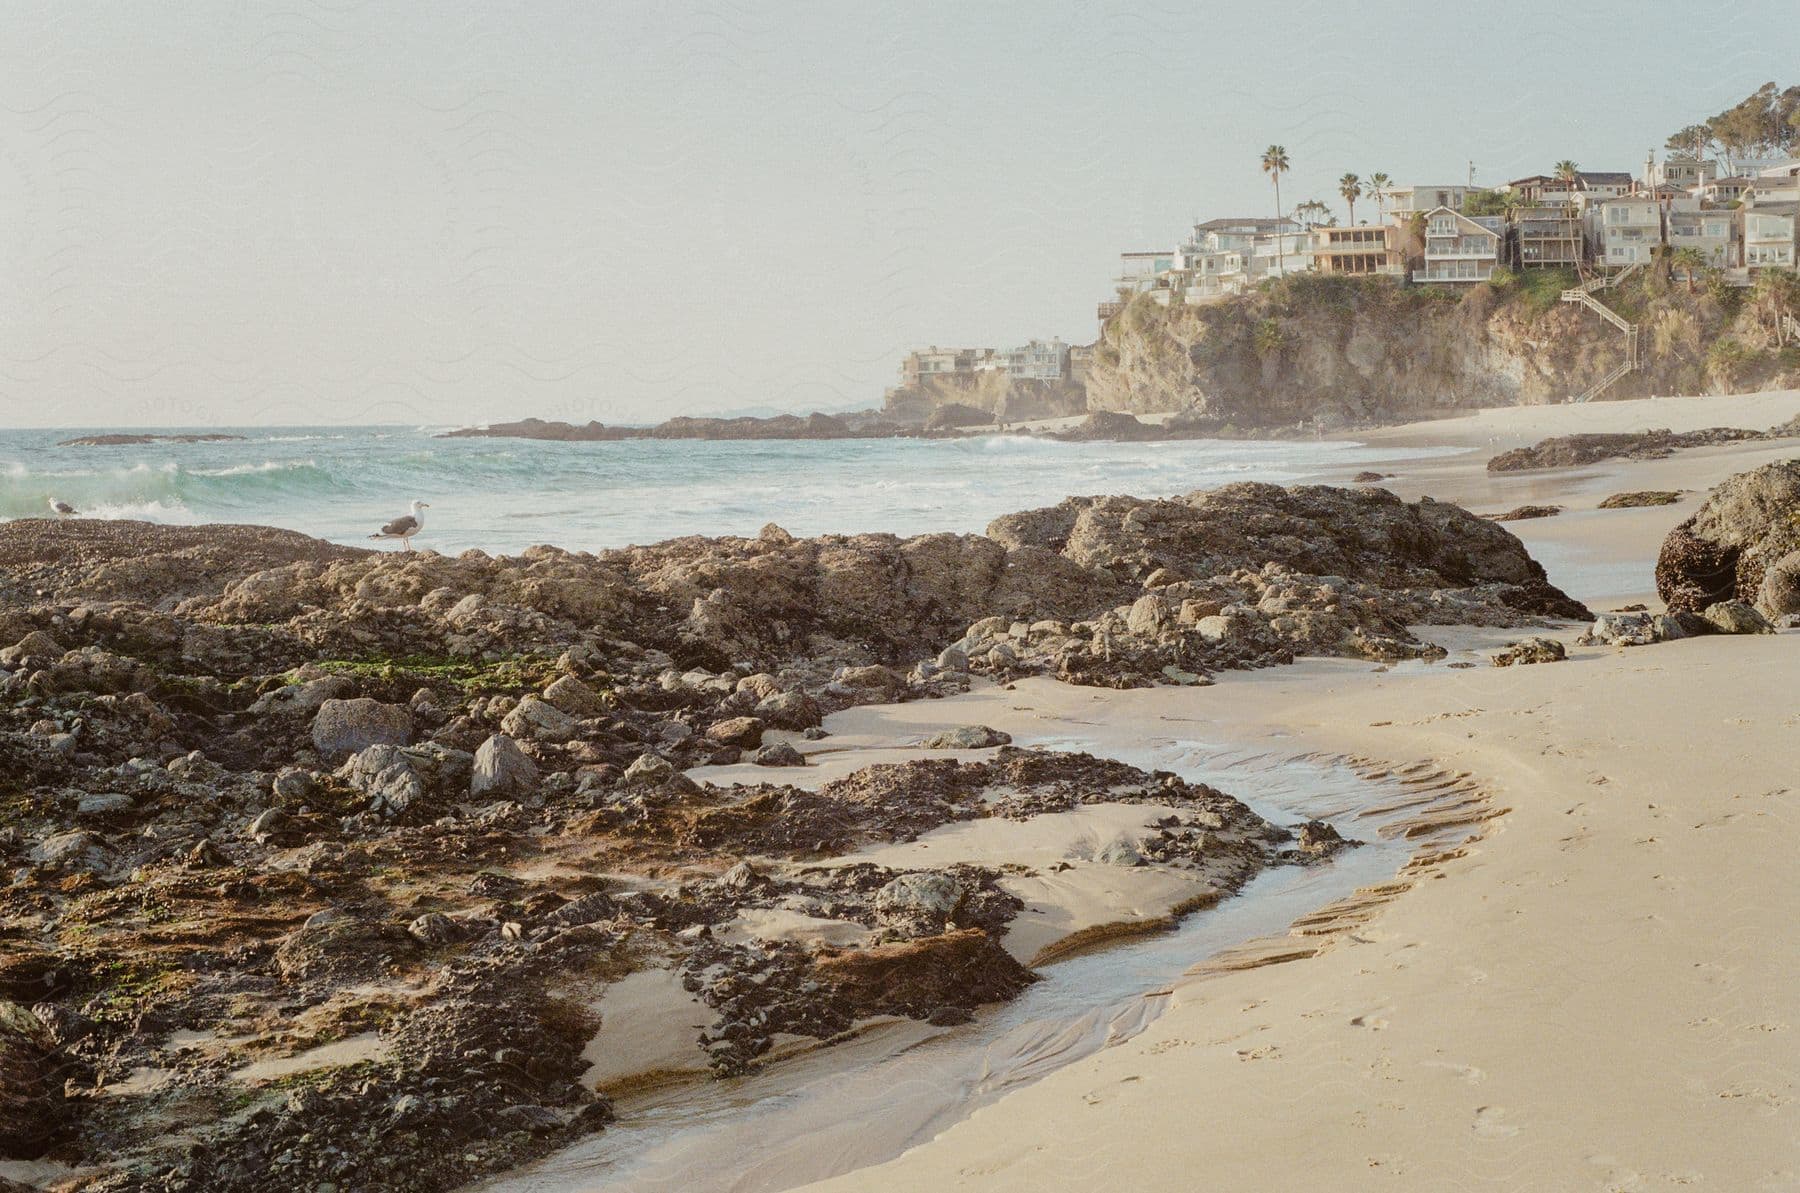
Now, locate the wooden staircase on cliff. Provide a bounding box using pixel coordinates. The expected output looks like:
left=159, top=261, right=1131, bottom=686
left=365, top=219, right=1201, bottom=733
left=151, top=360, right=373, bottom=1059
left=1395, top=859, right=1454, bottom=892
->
left=1560, top=265, right=1643, bottom=403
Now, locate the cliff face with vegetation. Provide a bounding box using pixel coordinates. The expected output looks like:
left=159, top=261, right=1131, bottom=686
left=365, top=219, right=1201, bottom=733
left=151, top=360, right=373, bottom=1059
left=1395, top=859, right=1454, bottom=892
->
left=1084, top=272, right=1800, bottom=427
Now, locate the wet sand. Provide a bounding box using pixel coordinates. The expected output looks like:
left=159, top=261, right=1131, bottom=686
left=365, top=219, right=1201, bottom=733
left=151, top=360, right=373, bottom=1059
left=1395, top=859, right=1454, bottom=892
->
left=799, top=391, right=1800, bottom=1191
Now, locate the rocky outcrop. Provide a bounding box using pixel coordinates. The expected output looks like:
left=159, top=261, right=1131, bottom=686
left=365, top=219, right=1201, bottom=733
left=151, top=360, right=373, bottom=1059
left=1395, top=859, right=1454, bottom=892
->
left=57, top=433, right=246, bottom=446
left=882, top=373, right=1087, bottom=425
left=1598, top=490, right=1683, bottom=508
left=1487, top=424, right=1791, bottom=473
left=1656, top=460, right=1800, bottom=617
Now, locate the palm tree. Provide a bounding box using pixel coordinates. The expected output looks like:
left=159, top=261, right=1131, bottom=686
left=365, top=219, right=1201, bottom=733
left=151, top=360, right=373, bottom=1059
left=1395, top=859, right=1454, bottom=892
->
left=1339, top=172, right=1363, bottom=225
left=1670, top=247, right=1706, bottom=293
left=1554, top=159, right=1580, bottom=181
left=1262, top=145, right=1290, bottom=274
left=1369, top=171, right=1391, bottom=221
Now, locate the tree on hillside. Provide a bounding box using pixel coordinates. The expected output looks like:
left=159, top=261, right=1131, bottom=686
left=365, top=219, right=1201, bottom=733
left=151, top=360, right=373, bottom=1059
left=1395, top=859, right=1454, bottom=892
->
left=1670, top=246, right=1706, bottom=294
left=1750, top=267, right=1800, bottom=346
left=1339, top=173, right=1363, bottom=225
left=1369, top=171, right=1392, bottom=221
left=1666, top=124, right=1717, bottom=161
left=1554, top=160, right=1579, bottom=181
left=1262, top=144, right=1291, bottom=274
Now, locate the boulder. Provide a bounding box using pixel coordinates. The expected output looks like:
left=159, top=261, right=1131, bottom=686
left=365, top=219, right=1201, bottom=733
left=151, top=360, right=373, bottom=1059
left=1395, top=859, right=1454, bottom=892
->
left=755, top=690, right=821, bottom=730
left=311, top=698, right=412, bottom=763
left=336, top=745, right=425, bottom=817
left=501, top=695, right=579, bottom=742
left=1125, top=593, right=1171, bottom=636
left=921, top=725, right=1012, bottom=750
left=542, top=674, right=610, bottom=717
left=705, top=716, right=765, bottom=748
left=471, top=734, right=538, bottom=797
left=751, top=741, right=806, bottom=767
left=1656, top=460, right=1800, bottom=617
left=622, top=753, right=676, bottom=786
left=31, top=830, right=108, bottom=872
left=1701, top=600, right=1774, bottom=635
left=1757, top=550, right=1800, bottom=619
left=874, top=873, right=963, bottom=930
left=1577, top=612, right=1657, bottom=647
left=1490, top=637, right=1567, bottom=667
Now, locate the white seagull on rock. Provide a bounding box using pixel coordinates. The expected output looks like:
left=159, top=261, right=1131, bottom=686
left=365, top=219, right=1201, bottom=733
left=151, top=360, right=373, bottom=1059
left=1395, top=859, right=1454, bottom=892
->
left=370, top=500, right=429, bottom=550
left=48, top=497, right=77, bottom=517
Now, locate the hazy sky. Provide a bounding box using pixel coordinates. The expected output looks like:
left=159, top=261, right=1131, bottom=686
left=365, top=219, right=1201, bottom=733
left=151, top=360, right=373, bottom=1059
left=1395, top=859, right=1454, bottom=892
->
left=5, top=1, right=1799, bottom=428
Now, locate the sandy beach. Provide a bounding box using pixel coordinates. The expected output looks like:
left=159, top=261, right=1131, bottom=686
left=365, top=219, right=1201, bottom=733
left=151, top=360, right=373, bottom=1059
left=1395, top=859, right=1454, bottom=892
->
left=791, top=390, right=1800, bottom=1191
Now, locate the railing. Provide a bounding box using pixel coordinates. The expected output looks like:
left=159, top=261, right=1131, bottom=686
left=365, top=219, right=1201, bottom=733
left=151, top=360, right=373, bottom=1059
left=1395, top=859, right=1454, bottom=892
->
left=1562, top=270, right=1643, bottom=403
left=1782, top=313, right=1800, bottom=346
left=1574, top=356, right=1635, bottom=404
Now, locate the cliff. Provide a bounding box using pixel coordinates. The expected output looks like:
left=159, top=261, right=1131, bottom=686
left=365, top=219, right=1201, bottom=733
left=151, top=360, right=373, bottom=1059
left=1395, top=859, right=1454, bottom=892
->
left=1083, top=271, right=1800, bottom=427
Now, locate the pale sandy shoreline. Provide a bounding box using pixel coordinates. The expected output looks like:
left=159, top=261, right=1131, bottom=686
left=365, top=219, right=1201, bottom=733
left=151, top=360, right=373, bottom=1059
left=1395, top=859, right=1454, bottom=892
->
left=786, top=391, right=1800, bottom=1191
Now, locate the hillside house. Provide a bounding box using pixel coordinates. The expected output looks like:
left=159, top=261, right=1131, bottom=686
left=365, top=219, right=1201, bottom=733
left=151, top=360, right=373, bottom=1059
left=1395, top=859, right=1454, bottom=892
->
left=1311, top=224, right=1404, bottom=276
left=1742, top=202, right=1798, bottom=270
left=1413, top=206, right=1502, bottom=284
left=1515, top=206, right=1585, bottom=267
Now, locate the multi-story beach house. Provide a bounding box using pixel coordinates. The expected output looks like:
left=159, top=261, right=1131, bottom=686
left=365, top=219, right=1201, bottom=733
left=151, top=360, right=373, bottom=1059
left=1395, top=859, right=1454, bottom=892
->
left=1514, top=205, right=1585, bottom=268
left=1741, top=201, right=1799, bottom=270
left=1117, top=250, right=1176, bottom=293
left=1377, top=184, right=1472, bottom=221
left=1413, top=206, right=1503, bottom=284
left=1591, top=195, right=1667, bottom=267
left=991, top=338, right=1072, bottom=380
left=1651, top=155, right=1718, bottom=192
left=1591, top=193, right=1733, bottom=268
left=901, top=347, right=991, bottom=382
left=1173, top=217, right=1303, bottom=300
left=1667, top=206, right=1735, bottom=267
left=1310, top=224, right=1404, bottom=276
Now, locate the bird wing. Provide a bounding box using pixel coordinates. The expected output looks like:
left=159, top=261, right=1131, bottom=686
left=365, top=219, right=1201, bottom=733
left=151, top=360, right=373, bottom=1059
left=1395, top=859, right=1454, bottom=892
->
left=379, top=515, right=418, bottom=536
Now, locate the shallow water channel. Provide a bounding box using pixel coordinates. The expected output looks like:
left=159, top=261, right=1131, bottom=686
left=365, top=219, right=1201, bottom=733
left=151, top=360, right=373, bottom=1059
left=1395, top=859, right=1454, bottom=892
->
left=475, top=739, right=1420, bottom=1193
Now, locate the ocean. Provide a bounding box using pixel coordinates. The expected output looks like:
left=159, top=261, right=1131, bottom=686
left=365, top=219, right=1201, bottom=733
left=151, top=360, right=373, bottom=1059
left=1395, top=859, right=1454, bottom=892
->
left=0, top=426, right=1457, bottom=556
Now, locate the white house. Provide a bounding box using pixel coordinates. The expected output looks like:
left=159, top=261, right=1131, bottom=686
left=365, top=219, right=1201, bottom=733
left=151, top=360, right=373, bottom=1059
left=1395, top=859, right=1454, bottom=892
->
left=1412, top=206, right=1502, bottom=284
left=1742, top=201, right=1798, bottom=270
left=1591, top=195, right=1668, bottom=267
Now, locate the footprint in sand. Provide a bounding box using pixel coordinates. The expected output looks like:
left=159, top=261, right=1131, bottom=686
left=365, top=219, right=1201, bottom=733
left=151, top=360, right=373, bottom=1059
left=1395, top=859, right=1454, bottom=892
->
left=1472, top=1105, right=1520, bottom=1138
left=1423, top=1060, right=1485, bottom=1084
left=1349, top=1013, right=1389, bottom=1031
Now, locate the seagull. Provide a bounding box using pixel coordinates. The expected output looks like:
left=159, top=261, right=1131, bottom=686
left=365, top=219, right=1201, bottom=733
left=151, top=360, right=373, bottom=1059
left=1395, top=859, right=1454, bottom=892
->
left=48, top=497, right=77, bottom=517
left=370, top=500, right=429, bottom=550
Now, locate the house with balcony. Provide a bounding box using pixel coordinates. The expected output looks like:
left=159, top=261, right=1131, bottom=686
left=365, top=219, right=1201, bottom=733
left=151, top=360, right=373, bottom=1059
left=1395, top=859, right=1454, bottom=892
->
left=992, top=338, right=1072, bottom=380
left=900, top=346, right=996, bottom=383
left=1378, top=185, right=1472, bottom=222
left=1667, top=207, right=1735, bottom=268
left=1311, top=224, right=1404, bottom=276
left=1117, top=250, right=1176, bottom=293
left=1515, top=206, right=1585, bottom=268
left=1412, top=206, right=1502, bottom=284
left=1742, top=201, right=1798, bottom=271
left=1652, top=155, right=1718, bottom=192
left=1591, top=195, right=1668, bottom=267
left=1699, top=175, right=1757, bottom=204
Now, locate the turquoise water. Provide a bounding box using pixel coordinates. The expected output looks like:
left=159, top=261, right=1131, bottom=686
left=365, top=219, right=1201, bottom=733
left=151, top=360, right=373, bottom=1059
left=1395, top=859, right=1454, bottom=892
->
left=0, top=426, right=1454, bottom=555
